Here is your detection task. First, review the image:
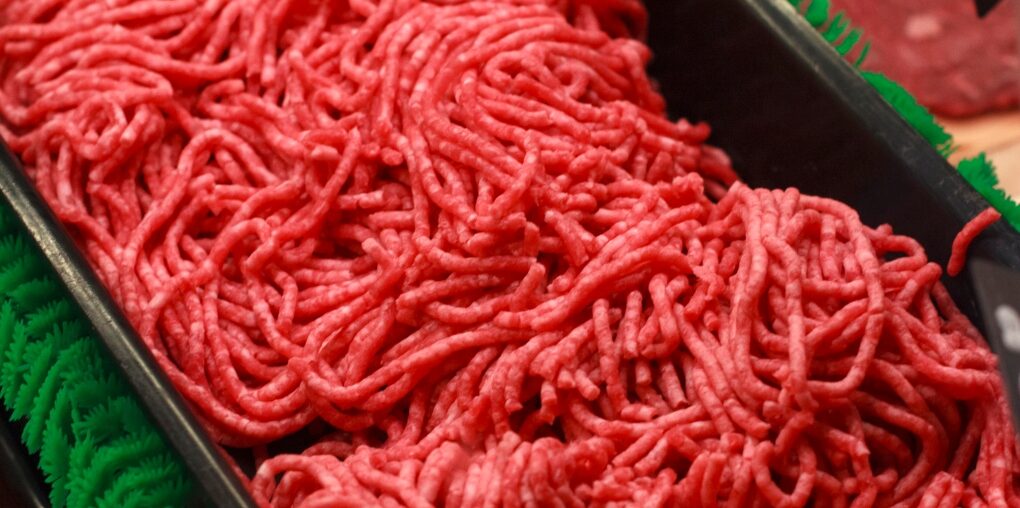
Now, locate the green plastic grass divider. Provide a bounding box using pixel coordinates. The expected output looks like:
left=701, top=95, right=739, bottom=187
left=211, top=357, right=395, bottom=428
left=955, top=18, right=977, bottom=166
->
left=0, top=198, right=192, bottom=507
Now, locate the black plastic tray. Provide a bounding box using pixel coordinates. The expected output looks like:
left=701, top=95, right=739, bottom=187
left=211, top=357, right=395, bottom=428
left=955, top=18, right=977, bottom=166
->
left=0, top=0, right=1016, bottom=506
left=0, top=410, right=47, bottom=508
left=646, top=0, right=1020, bottom=316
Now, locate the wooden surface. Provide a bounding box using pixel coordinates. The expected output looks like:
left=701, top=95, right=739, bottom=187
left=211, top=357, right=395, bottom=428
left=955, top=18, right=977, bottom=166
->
left=942, top=110, right=1020, bottom=198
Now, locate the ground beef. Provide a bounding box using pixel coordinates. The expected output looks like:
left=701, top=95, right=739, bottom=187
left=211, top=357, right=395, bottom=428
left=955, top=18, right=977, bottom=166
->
left=0, top=0, right=1018, bottom=506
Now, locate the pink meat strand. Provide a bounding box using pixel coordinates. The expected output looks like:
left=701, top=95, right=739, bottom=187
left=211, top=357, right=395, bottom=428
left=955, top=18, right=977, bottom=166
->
left=0, top=0, right=1018, bottom=507
left=947, top=207, right=1001, bottom=277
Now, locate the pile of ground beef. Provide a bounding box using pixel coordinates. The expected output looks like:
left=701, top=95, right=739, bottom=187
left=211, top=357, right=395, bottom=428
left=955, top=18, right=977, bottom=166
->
left=0, top=0, right=1017, bottom=505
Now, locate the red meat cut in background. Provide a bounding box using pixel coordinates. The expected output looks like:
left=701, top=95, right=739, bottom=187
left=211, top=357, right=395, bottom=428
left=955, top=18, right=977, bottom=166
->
left=833, top=0, right=1019, bottom=117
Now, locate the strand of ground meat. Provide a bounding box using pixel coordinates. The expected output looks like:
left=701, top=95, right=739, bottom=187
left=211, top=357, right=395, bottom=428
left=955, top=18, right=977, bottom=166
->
left=0, top=0, right=1017, bottom=506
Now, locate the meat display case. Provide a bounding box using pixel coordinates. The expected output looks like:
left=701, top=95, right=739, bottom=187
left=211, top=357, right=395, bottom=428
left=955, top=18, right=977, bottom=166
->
left=0, top=0, right=1017, bottom=506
